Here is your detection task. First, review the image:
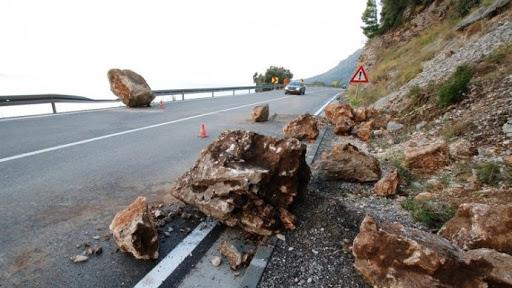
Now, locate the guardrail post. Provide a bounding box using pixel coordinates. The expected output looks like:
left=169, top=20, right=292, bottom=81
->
left=232, top=90, right=235, bottom=96
left=248, top=89, right=251, bottom=94
left=211, top=91, right=214, bottom=98
left=51, top=101, right=57, bottom=114
left=181, top=93, right=185, bottom=101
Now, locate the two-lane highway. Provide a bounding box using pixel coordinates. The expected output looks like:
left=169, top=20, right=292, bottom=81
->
left=0, top=87, right=340, bottom=287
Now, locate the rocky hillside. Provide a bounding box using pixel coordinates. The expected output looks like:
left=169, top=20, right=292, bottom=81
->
left=305, top=49, right=362, bottom=86
left=314, top=0, right=512, bottom=286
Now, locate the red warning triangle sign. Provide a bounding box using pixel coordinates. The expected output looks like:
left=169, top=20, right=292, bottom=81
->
left=350, top=65, right=369, bottom=83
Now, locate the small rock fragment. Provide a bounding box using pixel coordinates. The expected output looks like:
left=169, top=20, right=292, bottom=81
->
left=415, top=192, right=433, bottom=201
left=71, top=255, right=89, bottom=263
left=153, top=209, right=164, bottom=219
left=386, top=121, right=404, bottom=132
left=109, top=196, right=159, bottom=260
left=219, top=241, right=244, bottom=270
left=373, top=168, right=400, bottom=197
left=83, top=243, right=103, bottom=256
left=210, top=256, right=222, bottom=267
left=276, top=234, right=286, bottom=241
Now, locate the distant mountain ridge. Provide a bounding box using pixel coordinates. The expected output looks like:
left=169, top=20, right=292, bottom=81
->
left=305, top=49, right=362, bottom=85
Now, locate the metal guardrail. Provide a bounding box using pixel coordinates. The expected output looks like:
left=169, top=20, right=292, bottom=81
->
left=0, top=84, right=284, bottom=114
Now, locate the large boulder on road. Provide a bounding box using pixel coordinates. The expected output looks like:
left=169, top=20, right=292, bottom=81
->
left=282, top=114, right=319, bottom=141
left=170, top=130, right=310, bottom=236
left=109, top=197, right=159, bottom=260
left=314, top=144, right=381, bottom=182
left=439, top=203, right=512, bottom=254
left=353, top=216, right=491, bottom=288
left=251, top=104, right=269, bottom=122
left=107, top=69, right=154, bottom=107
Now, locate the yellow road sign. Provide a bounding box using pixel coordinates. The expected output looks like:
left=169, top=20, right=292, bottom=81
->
left=271, top=76, right=279, bottom=84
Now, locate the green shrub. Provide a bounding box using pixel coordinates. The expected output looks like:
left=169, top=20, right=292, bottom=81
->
left=476, top=162, right=502, bottom=186
left=454, top=0, right=480, bottom=17
left=348, top=95, right=363, bottom=107
left=401, top=198, right=455, bottom=229
left=437, top=64, right=473, bottom=107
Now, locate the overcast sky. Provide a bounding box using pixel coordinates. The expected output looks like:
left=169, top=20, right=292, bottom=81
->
left=0, top=0, right=366, bottom=99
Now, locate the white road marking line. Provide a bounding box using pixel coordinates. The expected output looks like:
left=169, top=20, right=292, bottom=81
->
left=314, top=92, right=340, bottom=116
left=0, top=96, right=291, bottom=164
left=134, top=220, right=218, bottom=288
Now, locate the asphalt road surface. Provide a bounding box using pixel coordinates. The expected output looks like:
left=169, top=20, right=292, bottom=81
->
left=0, top=87, right=340, bottom=288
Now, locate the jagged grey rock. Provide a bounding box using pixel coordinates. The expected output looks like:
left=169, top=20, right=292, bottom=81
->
left=170, top=130, right=310, bottom=236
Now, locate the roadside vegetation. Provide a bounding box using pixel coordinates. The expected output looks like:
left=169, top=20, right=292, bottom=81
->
left=253, top=66, right=293, bottom=85
left=437, top=64, right=473, bottom=107
left=476, top=162, right=502, bottom=186
left=401, top=198, right=456, bottom=230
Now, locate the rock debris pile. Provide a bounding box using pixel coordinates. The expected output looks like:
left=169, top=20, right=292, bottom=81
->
left=170, top=130, right=310, bottom=236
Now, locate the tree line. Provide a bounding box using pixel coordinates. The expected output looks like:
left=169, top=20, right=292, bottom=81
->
left=362, top=0, right=480, bottom=39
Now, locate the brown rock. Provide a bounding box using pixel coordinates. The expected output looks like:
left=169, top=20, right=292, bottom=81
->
left=352, top=120, right=373, bottom=141
left=373, top=169, right=400, bottom=197
left=372, top=113, right=391, bottom=130
left=109, top=197, right=159, bottom=260
left=353, top=216, right=490, bottom=288
left=282, top=114, right=319, bottom=141
left=415, top=192, right=433, bottom=201
left=107, top=69, right=154, bottom=107
left=449, top=139, right=476, bottom=159
left=332, top=117, right=355, bottom=135
left=405, top=141, right=450, bottom=172
left=170, top=130, right=310, bottom=236
left=439, top=203, right=512, bottom=254
left=464, top=248, right=512, bottom=287
left=315, top=144, right=381, bottom=182
left=504, top=155, right=512, bottom=166
left=251, top=104, right=269, bottom=122
left=353, top=107, right=367, bottom=122
left=324, top=103, right=353, bottom=124
left=218, top=241, right=251, bottom=270
left=279, top=208, right=296, bottom=230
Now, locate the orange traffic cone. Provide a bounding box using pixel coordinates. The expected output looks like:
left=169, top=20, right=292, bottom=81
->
left=159, top=99, right=165, bottom=109
left=198, top=123, right=208, bottom=138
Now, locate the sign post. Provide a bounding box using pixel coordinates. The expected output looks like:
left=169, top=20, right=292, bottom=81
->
left=349, top=65, right=369, bottom=102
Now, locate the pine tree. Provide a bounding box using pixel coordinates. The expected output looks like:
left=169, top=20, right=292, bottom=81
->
left=361, top=0, right=379, bottom=38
